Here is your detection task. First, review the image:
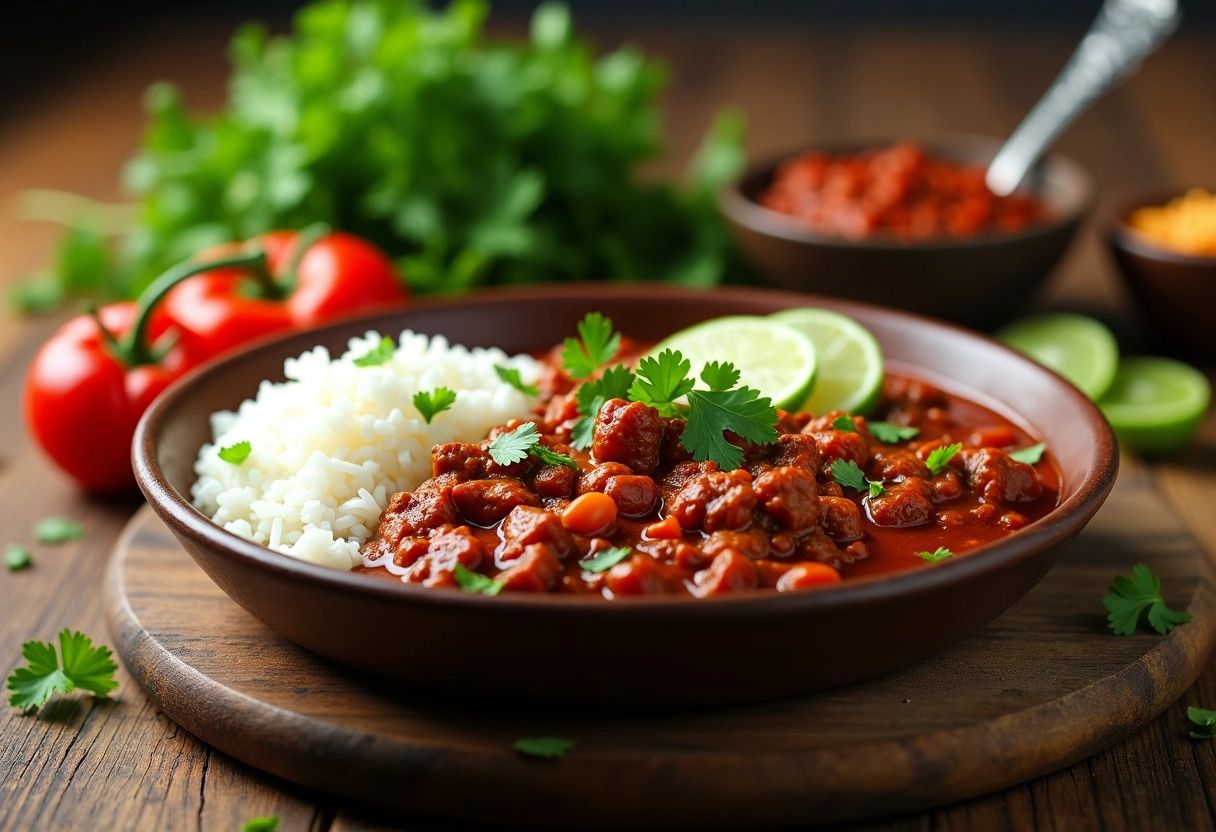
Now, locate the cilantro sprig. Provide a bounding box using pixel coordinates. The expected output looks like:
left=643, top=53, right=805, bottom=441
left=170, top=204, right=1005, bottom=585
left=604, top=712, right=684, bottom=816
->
left=242, top=818, right=281, bottom=832
left=352, top=336, right=396, bottom=367
left=570, top=364, right=636, bottom=450
left=218, top=441, right=252, bottom=465
left=831, top=414, right=856, bottom=432
left=453, top=563, right=504, bottom=596
left=831, top=459, right=884, bottom=497
left=917, top=547, right=954, bottom=563
left=495, top=365, right=539, bottom=397
left=578, top=546, right=633, bottom=573
left=413, top=388, right=457, bottom=424
left=7, top=630, right=119, bottom=712
left=1188, top=707, right=1216, bottom=740
left=1103, top=563, right=1192, bottom=635
left=1009, top=443, right=1046, bottom=465
left=562, top=312, right=620, bottom=379
left=925, top=442, right=962, bottom=476
left=512, top=736, right=576, bottom=759
left=869, top=421, right=919, bottom=443
left=6, top=544, right=32, bottom=571
left=488, top=423, right=578, bottom=470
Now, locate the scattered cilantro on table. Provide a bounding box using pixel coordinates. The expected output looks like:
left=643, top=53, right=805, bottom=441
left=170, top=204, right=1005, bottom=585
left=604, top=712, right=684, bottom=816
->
left=34, top=517, right=84, bottom=544
left=488, top=423, right=578, bottom=470
left=218, top=441, right=252, bottom=465
left=1188, top=707, right=1216, bottom=740
left=241, top=817, right=280, bottom=832
left=494, top=365, right=539, bottom=397
left=512, top=736, right=576, bottom=759
left=1103, top=563, right=1191, bottom=635
left=413, top=388, right=457, bottom=424
left=5, top=544, right=32, bottom=571
left=7, top=630, right=118, bottom=713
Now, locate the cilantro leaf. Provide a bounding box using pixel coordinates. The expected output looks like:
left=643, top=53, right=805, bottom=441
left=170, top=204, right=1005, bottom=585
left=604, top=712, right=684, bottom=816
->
left=680, top=387, right=778, bottom=471
left=218, top=441, right=252, bottom=465
left=241, top=817, right=280, bottom=832
left=487, top=423, right=577, bottom=470
left=512, top=736, right=576, bottom=759
left=700, top=361, right=740, bottom=392
left=495, top=365, right=539, bottom=397
left=630, top=349, right=695, bottom=418
left=570, top=364, right=636, bottom=450
left=831, top=459, right=867, bottom=491
left=868, top=421, right=920, bottom=443
left=352, top=336, right=395, bottom=367
left=831, top=414, right=856, bottom=432
left=453, top=563, right=503, bottom=596
left=868, top=479, right=885, bottom=498
left=1009, top=443, right=1046, bottom=465
left=7, top=630, right=118, bottom=712
left=917, top=547, right=954, bottom=563
left=925, top=442, right=963, bottom=476
left=1103, top=563, right=1192, bottom=635
left=34, top=517, right=83, bottom=544
left=413, top=388, right=457, bottom=424
left=562, top=312, right=620, bottom=379
left=1188, top=706, right=1216, bottom=740
left=578, top=546, right=633, bottom=573
left=5, top=544, right=31, bottom=571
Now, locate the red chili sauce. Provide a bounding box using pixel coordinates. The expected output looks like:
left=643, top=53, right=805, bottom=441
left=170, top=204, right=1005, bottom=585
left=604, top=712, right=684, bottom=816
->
left=359, top=341, right=1060, bottom=598
left=758, top=142, right=1049, bottom=241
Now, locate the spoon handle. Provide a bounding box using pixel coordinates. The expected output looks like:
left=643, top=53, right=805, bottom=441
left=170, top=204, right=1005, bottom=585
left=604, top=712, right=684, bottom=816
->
left=986, top=0, right=1180, bottom=196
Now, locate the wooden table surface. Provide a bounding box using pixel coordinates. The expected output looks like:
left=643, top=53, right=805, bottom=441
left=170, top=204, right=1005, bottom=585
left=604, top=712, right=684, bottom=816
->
left=2, top=17, right=1215, bottom=832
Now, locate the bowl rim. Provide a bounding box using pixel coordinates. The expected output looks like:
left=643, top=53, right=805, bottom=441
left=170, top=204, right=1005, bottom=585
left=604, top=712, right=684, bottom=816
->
left=719, top=132, right=1094, bottom=252
left=1107, top=188, right=1216, bottom=267
left=134, top=283, right=1119, bottom=620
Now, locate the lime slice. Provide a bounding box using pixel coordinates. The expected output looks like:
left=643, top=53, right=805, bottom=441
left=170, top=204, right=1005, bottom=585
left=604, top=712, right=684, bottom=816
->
left=1097, top=357, right=1210, bottom=455
left=996, top=313, right=1119, bottom=400
left=651, top=316, right=817, bottom=411
left=769, top=308, right=885, bottom=416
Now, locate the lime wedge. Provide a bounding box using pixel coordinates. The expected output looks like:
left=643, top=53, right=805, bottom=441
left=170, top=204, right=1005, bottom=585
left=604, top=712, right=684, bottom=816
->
left=651, top=316, right=817, bottom=411
left=996, top=313, right=1119, bottom=400
left=769, top=308, right=885, bottom=416
left=1097, top=357, right=1210, bottom=455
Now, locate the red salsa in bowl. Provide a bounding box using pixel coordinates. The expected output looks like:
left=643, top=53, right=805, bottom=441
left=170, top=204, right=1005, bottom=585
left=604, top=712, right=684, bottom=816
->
left=361, top=338, right=1059, bottom=597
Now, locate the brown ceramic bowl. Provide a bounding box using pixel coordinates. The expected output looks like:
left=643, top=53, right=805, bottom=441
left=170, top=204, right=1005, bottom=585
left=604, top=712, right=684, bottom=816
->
left=1107, top=191, right=1216, bottom=365
left=133, top=285, right=1117, bottom=707
left=720, top=134, right=1093, bottom=329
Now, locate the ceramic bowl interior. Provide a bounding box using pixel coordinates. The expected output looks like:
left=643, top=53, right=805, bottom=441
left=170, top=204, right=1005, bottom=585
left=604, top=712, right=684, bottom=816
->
left=134, top=285, right=1117, bottom=707
left=720, top=134, right=1093, bottom=329
left=1107, top=191, right=1216, bottom=365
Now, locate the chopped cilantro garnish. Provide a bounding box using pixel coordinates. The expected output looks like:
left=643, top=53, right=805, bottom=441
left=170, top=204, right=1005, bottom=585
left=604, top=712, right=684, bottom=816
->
left=868, top=479, right=885, bottom=498
left=629, top=349, right=694, bottom=418
left=453, top=563, right=504, bottom=596
left=682, top=386, right=778, bottom=472
left=487, top=423, right=578, bottom=470
left=868, top=421, right=920, bottom=443
left=831, top=414, right=855, bottom=432
left=570, top=395, right=604, bottom=452
left=1188, top=707, right=1216, bottom=740
left=570, top=364, right=636, bottom=450
left=1009, top=443, right=1046, bottom=465
left=512, top=736, right=576, bottom=759
left=699, top=360, right=740, bottom=392
left=217, top=441, right=252, bottom=465
left=5, top=544, right=31, bottom=571
left=1103, top=563, right=1191, bottom=635
left=925, top=442, right=962, bottom=476
left=562, top=312, right=620, bottom=379
left=352, top=335, right=396, bottom=367
left=241, top=817, right=280, bottom=832
left=917, top=547, right=954, bottom=563
left=6, top=630, right=118, bottom=712
left=34, top=517, right=83, bottom=544
left=832, top=459, right=883, bottom=496
left=495, top=365, right=539, bottom=397
left=578, top=546, right=633, bottom=573
left=413, top=388, right=457, bottom=424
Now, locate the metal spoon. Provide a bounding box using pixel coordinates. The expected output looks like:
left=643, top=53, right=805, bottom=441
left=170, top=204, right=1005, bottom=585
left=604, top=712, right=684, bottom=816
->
left=986, top=0, right=1180, bottom=197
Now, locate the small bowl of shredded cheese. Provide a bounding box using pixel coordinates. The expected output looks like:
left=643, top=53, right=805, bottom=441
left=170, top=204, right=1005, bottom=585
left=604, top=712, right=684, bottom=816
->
left=1109, top=188, right=1216, bottom=363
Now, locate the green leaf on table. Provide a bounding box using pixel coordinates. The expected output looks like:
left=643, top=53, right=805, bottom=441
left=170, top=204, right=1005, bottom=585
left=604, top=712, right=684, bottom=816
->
left=512, top=736, right=576, bottom=759
left=34, top=517, right=83, bottom=544
left=5, top=544, right=31, bottom=571
left=7, top=630, right=118, bottom=712
left=1103, top=563, right=1192, bottom=636
left=241, top=817, right=280, bottom=832
left=1188, top=706, right=1216, bottom=740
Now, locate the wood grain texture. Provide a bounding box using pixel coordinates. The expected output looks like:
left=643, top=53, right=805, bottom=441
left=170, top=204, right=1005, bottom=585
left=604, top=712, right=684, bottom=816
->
left=105, top=448, right=1214, bottom=831
left=2, top=17, right=1216, bottom=832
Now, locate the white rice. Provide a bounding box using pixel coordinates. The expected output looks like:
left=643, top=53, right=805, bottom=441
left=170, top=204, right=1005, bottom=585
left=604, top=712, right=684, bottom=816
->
left=191, top=329, right=542, bottom=570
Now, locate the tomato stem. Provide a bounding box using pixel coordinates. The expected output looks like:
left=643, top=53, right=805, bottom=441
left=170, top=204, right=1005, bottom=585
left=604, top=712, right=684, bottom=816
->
left=121, top=251, right=268, bottom=366
left=277, top=222, right=331, bottom=295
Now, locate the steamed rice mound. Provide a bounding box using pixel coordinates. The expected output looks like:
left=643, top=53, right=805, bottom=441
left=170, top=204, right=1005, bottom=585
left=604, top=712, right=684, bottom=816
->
left=191, top=330, right=542, bottom=570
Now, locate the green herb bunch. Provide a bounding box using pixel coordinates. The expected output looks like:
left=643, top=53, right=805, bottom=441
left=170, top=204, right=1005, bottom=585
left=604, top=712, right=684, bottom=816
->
left=22, top=0, right=745, bottom=309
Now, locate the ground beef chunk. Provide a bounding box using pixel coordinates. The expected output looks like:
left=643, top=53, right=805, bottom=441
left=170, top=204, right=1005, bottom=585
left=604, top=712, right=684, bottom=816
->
left=592, top=398, right=665, bottom=473
left=796, top=527, right=847, bottom=567
left=364, top=474, right=458, bottom=561
left=404, top=524, right=486, bottom=583
left=868, top=448, right=929, bottom=481
left=659, top=417, right=694, bottom=467
left=668, top=469, right=756, bottom=533
left=701, top=528, right=770, bottom=561
left=604, top=555, right=668, bottom=595
left=451, top=479, right=540, bottom=527
left=578, top=462, right=633, bottom=494
left=496, top=544, right=561, bottom=592
left=694, top=550, right=759, bottom=596
left=808, top=428, right=869, bottom=475
left=819, top=495, right=863, bottom=541
left=770, top=433, right=821, bottom=470
left=531, top=464, right=576, bottom=499
left=603, top=474, right=658, bottom=517
left=499, top=504, right=573, bottom=562
left=753, top=465, right=820, bottom=532
left=868, top=478, right=935, bottom=527
left=960, top=447, right=1043, bottom=503
left=431, top=443, right=489, bottom=480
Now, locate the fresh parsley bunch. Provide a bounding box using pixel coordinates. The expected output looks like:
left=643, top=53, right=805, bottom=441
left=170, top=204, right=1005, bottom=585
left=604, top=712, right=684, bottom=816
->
left=23, top=0, right=745, bottom=308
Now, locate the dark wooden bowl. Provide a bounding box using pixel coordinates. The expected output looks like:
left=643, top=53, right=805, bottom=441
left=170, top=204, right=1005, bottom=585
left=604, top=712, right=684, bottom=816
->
left=720, top=134, right=1093, bottom=329
left=1107, top=191, right=1216, bottom=365
left=133, top=285, right=1117, bottom=707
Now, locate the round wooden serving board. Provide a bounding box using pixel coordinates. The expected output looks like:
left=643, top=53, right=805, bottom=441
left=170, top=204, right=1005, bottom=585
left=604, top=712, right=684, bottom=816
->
left=106, top=462, right=1216, bottom=831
